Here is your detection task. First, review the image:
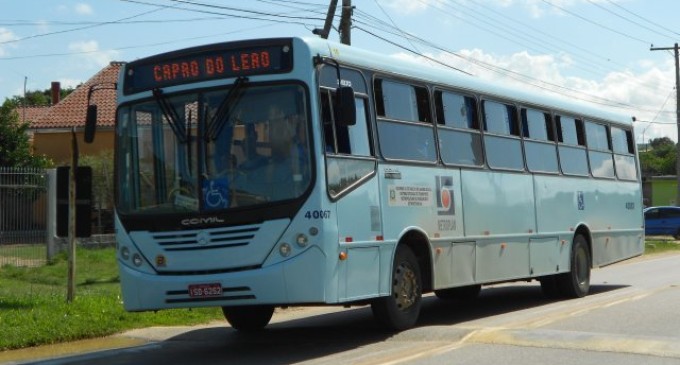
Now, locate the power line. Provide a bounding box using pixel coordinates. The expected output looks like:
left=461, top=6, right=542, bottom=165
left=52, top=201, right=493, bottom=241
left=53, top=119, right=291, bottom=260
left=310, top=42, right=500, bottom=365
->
left=584, top=0, right=676, bottom=42
left=603, top=0, right=680, bottom=39
left=0, top=7, right=167, bottom=45
left=540, top=0, right=652, bottom=46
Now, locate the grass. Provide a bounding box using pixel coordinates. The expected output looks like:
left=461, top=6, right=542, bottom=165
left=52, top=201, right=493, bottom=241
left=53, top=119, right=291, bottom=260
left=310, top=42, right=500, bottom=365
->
left=0, top=247, right=223, bottom=351
left=0, top=244, right=46, bottom=260
left=644, top=237, right=680, bottom=255
left=1, top=239, right=678, bottom=352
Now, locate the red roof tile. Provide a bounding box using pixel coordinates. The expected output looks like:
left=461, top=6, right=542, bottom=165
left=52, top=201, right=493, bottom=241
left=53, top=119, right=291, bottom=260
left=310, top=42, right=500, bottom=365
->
left=17, top=106, right=50, bottom=124
left=28, top=62, right=122, bottom=129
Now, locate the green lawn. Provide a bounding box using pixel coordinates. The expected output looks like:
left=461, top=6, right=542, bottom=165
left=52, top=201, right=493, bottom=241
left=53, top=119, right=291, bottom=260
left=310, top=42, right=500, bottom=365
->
left=0, top=247, right=223, bottom=351
left=0, top=240, right=678, bottom=351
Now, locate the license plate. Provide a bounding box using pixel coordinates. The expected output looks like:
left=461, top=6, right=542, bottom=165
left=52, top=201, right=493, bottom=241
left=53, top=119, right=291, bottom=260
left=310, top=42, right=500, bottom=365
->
left=188, top=283, right=222, bottom=298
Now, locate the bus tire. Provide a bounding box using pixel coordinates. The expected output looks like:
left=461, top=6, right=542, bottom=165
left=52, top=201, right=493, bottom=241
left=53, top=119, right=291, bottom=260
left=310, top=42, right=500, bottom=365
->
left=434, top=284, right=481, bottom=302
left=556, top=234, right=591, bottom=298
left=222, top=305, right=274, bottom=331
left=371, top=245, right=422, bottom=331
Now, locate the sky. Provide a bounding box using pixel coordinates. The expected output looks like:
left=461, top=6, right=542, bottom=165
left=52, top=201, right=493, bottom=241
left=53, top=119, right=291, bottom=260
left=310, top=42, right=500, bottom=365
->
left=2, top=0, right=680, bottom=143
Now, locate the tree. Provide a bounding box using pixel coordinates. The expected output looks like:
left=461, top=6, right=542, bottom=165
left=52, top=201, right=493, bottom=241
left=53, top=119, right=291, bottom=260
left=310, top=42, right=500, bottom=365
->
left=0, top=99, right=52, bottom=168
left=10, top=86, right=76, bottom=106
left=640, top=137, right=676, bottom=176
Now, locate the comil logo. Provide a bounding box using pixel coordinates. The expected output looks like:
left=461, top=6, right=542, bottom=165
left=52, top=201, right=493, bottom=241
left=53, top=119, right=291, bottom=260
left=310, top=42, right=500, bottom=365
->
left=436, top=176, right=454, bottom=216
left=181, top=216, right=225, bottom=226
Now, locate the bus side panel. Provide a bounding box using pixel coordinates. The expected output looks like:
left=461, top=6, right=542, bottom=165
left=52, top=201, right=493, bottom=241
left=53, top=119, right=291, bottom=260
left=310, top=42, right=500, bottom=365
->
left=534, top=175, right=643, bottom=268
left=336, top=173, right=384, bottom=301
left=461, top=170, right=534, bottom=282
left=588, top=180, right=644, bottom=267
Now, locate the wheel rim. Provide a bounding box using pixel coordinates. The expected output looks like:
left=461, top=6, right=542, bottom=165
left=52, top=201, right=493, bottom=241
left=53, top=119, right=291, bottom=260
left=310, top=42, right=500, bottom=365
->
left=393, top=261, right=419, bottom=310
left=574, top=245, right=589, bottom=286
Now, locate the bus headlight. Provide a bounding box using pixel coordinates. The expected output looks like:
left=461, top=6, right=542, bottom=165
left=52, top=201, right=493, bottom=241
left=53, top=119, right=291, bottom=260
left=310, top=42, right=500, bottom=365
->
left=121, top=246, right=130, bottom=260
left=279, top=243, right=292, bottom=257
left=132, top=253, right=143, bottom=267
left=296, top=233, right=309, bottom=247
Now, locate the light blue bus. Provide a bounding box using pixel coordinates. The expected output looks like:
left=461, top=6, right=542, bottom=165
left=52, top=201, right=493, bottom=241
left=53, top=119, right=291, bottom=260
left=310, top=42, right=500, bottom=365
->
left=88, top=37, right=644, bottom=331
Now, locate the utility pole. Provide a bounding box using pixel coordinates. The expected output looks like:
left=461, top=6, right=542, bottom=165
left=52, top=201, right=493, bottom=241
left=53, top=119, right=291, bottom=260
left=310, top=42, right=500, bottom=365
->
left=339, top=0, right=352, bottom=45
left=312, top=0, right=337, bottom=39
left=651, top=43, right=680, bottom=206
left=313, top=0, right=352, bottom=45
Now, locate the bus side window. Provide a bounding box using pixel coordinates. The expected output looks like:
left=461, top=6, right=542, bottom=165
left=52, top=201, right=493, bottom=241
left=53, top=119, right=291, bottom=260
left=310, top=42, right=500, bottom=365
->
left=482, top=99, right=523, bottom=170
left=611, top=126, right=637, bottom=181
left=321, top=89, right=372, bottom=157
left=376, top=79, right=431, bottom=123
left=556, top=115, right=589, bottom=176
left=522, top=107, right=558, bottom=173
left=435, top=90, right=483, bottom=166
left=374, top=78, right=436, bottom=161
left=585, top=121, right=615, bottom=178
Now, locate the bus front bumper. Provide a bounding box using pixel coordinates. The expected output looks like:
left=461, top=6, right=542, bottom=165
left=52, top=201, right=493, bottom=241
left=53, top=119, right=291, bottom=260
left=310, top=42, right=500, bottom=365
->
left=118, top=246, right=327, bottom=311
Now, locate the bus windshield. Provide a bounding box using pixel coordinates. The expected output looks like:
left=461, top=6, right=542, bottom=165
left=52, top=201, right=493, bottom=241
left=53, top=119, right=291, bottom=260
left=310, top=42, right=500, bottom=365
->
left=116, top=83, right=311, bottom=215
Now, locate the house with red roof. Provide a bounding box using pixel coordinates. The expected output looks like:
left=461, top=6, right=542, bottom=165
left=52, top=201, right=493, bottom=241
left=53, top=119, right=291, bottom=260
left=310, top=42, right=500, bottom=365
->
left=19, top=62, right=122, bottom=164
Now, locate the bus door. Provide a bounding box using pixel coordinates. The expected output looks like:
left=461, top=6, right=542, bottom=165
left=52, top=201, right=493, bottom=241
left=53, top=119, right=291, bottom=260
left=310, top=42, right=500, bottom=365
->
left=322, top=89, right=381, bottom=301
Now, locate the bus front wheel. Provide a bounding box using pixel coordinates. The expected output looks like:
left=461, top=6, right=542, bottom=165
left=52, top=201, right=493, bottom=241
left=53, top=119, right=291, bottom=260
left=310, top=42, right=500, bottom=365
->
left=555, top=234, right=591, bottom=298
left=371, top=245, right=422, bottom=331
left=222, top=305, right=274, bottom=331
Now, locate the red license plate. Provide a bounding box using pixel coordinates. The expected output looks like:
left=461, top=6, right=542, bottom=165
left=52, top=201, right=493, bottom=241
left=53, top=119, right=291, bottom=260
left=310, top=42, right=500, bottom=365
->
left=188, top=283, right=223, bottom=298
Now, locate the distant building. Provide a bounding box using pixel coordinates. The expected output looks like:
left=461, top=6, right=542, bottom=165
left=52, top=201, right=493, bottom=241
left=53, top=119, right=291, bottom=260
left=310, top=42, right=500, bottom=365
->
left=18, top=62, right=122, bottom=164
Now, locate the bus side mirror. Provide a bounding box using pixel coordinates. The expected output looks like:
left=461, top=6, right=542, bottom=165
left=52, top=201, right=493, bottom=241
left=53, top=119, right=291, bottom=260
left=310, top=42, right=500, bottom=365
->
left=335, top=86, right=356, bottom=126
left=84, top=105, right=97, bottom=144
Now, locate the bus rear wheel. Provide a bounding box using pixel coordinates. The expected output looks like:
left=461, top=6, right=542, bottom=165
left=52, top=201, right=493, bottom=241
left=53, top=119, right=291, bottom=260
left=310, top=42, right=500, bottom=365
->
left=555, top=234, right=591, bottom=298
left=371, top=245, right=422, bottom=331
left=222, top=305, right=274, bottom=331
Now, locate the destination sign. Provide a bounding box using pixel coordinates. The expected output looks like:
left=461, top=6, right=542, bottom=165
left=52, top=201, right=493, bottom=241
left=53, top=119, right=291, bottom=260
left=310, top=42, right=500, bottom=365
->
left=123, top=41, right=293, bottom=94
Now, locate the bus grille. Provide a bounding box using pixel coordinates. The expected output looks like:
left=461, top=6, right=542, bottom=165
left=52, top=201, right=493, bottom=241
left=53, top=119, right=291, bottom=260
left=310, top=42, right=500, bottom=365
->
left=152, top=225, right=260, bottom=252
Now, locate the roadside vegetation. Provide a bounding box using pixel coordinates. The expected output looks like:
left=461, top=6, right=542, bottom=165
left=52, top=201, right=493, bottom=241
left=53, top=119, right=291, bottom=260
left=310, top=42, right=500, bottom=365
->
left=0, top=247, right=222, bottom=351
left=0, top=240, right=678, bottom=351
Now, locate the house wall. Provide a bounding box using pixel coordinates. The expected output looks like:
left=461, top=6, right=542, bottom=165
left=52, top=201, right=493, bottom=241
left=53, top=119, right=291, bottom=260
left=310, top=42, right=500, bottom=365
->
left=32, top=130, right=114, bottom=165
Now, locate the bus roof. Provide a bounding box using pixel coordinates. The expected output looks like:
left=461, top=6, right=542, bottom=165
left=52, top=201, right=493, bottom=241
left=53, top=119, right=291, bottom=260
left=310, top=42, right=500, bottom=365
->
left=299, top=37, right=634, bottom=127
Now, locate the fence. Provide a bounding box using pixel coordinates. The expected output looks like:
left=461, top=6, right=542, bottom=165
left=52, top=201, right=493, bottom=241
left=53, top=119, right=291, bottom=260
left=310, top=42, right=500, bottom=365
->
left=0, top=167, right=49, bottom=267
left=0, top=167, right=115, bottom=268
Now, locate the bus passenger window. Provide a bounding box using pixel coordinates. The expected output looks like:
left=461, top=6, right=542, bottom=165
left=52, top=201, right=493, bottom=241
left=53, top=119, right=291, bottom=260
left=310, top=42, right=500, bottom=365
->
left=585, top=121, right=614, bottom=178
left=482, top=100, right=519, bottom=136
left=375, top=79, right=430, bottom=123
left=435, top=90, right=483, bottom=166
left=611, top=127, right=637, bottom=181
left=436, top=91, right=478, bottom=129
left=482, top=100, right=523, bottom=170
left=556, top=115, right=588, bottom=176
left=522, top=108, right=553, bottom=141
left=522, top=107, right=558, bottom=173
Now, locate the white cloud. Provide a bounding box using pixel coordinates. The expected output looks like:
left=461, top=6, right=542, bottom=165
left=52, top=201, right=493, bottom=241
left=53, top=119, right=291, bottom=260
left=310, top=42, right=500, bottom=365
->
left=58, top=78, right=84, bottom=90
left=379, top=0, right=436, bottom=14
left=75, top=3, right=94, bottom=15
left=0, top=27, right=18, bottom=57
left=68, top=40, right=119, bottom=68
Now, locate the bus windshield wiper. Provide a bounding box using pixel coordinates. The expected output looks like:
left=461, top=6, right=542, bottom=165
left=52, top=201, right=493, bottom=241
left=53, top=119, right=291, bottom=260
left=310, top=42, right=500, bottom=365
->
left=207, top=76, right=248, bottom=141
left=153, top=88, right=187, bottom=143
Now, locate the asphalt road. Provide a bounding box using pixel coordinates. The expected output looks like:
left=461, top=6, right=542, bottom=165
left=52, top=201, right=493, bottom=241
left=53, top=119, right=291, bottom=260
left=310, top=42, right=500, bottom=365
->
left=5, top=253, right=680, bottom=365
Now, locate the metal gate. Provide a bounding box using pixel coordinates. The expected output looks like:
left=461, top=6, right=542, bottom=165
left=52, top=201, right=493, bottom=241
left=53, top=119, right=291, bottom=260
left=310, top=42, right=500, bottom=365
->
left=0, top=167, right=49, bottom=267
